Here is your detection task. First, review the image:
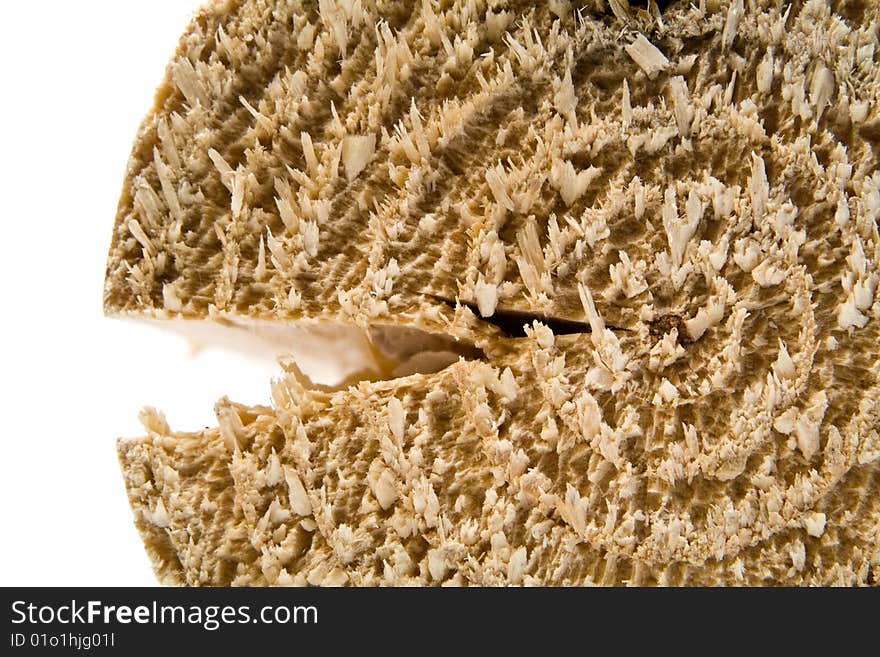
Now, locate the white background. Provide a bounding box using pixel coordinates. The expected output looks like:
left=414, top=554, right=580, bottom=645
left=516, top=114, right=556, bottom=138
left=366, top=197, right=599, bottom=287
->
left=0, top=1, right=284, bottom=585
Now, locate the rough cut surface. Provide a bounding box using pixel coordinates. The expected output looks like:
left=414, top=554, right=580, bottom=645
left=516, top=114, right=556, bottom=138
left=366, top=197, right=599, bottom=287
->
left=107, top=0, right=880, bottom=586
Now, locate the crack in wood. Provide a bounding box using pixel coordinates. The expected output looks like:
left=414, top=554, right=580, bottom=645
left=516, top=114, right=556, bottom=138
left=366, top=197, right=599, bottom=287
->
left=432, top=296, right=630, bottom=338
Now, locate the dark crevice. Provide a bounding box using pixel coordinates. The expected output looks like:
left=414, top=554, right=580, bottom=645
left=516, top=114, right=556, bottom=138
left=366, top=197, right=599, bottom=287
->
left=628, top=0, right=677, bottom=11
left=433, top=296, right=630, bottom=338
